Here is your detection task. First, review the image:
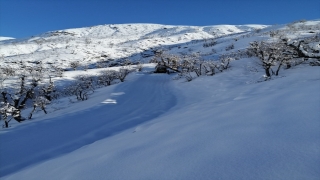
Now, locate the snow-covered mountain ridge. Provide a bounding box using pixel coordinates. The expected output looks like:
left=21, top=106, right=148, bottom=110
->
left=0, top=23, right=268, bottom=69
left=0, top=37, right=15, bottom=41
left=1, top=20, right=319, bottom=71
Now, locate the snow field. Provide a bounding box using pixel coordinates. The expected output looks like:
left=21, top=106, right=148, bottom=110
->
left=1, top=60, right=319, bottom=179
left=0, top=20, right=320, bottom=179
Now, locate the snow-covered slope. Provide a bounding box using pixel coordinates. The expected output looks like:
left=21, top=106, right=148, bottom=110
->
left=0, top=20, right=319, bottom=179
left=0, top=23, right=267, bottom=69
left=1, top=61, right=319, bottom=180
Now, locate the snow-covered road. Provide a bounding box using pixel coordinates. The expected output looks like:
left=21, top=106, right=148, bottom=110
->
left=0, top=73, right=176, bottom=177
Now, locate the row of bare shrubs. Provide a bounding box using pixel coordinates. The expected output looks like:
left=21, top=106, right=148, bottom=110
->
left=151, top=51, right=237, bottom=82
left=0, top=60, right=134, bottom=128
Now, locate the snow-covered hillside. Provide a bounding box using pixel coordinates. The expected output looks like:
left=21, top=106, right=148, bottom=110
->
left=0, top=23, right=267, bottom=69
left=0, top=20, right=319, bottom=179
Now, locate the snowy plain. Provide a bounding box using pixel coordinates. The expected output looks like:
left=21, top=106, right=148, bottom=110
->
left=0, top=20, right=320, bottom=179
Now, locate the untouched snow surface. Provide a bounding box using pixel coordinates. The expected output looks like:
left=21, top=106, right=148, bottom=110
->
left=1, top=60, right=319, bottom=179
left=0, top=20, right=320, bottom=179
left=0, top=72, right=176, bottom=177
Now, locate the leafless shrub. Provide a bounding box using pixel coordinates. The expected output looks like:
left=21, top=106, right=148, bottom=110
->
left=117, top=67, right=131, bottom=82
left=203, top=40, right=217, bottom=48
left=248, top=41, right=284, bottom=78
left=1, top=66, right=15, bottom=76
left=225, top=44, right=234, bottom=51
left=98, top=70, right=117, bottom=86
left=65, top=75, right=94, bottom=101
left=69, top=61, right=81, bottom=71
left=50, top=65, right=64, bottom=77
left=203, top=61, right=220, bottom=76
left=178, top=69, right=194, bottom=82
left=0, top=102, right=20, bottom=128
left=28, top=96, right=50, bottom=119
left=219, top=53, right=235, bottom=70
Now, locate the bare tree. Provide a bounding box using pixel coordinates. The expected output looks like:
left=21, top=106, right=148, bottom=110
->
left=40, top=76, right=58, bottom=101
left=249, top=34, right=320, bottom=78
left=0, top=62, right=56, bottom=125
left=203, top=61, right=219, bottom=76
left=117, top=67, right=131, bottom=82
left=0, top=102, right=20, bottom=128
left=282, top=35, right=320, bottom=66
left=66, top=75, right=94, bottom=101
left=178, top=69, right=194, bottom=82
left=1, top=65, right=15, bottom=76
left=186, top=54, right=206, bottom=77
left=99, top=70, right=117, bottom=86
left=28, top=96, right=50, bottom=119
left=248, top=41, right=283, bottom=78
left=153, top=51, right=182, bottom=73
left=172, top=54, right=204, bottom=81
left=219, top=53, right=235, bottom=71
left=176, top=54, right=201, bottom=78
left=0, top=59, right=60, bottom=126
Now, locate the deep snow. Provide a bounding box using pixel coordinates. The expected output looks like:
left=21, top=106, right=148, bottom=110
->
left=0, top=72, right=176, bottom=177
left=1, top=61, right=320, bottom=180
left=0, top=21, right=320, bottom=179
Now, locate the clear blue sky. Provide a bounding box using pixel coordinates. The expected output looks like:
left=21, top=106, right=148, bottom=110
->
left=0, top=0, right=319, bottom=38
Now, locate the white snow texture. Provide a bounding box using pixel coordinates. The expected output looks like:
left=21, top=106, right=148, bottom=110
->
left=0, top=21, right=319, bottom=180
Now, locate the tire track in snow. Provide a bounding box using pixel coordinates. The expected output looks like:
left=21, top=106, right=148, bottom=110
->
left=0, top=74, right=176, bottom=177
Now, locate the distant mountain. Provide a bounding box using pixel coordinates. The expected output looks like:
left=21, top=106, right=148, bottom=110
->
left=0, top=21, right=318, bottom=71
left=0, top=37, right=15, bottom=41
left=0, top=23, right=267, bottom=69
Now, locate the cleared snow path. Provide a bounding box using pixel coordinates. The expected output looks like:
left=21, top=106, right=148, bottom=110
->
left=0, top=73, right=176, bottom=177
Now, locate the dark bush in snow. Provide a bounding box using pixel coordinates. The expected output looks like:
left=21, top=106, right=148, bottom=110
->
left=65, top=75, right=95, bottom=101
left=98, top=70, right=118, bottom=86
left=248, top=34, right=320, bottom=78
